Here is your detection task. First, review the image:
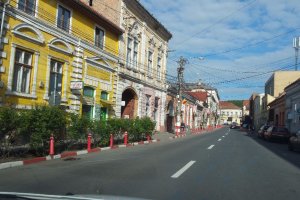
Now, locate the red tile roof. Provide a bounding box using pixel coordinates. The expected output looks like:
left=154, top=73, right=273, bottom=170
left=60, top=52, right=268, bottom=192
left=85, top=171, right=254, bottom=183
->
left=186, top=91, right=207, bottom=102
left=219, top=101, right=241, bottom=110
left=243, top=100, right=250, bottom=109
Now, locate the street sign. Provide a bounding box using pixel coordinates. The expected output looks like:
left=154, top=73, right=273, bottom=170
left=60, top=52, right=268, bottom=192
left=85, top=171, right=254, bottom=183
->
left=70, top=81, right=83, bottom=90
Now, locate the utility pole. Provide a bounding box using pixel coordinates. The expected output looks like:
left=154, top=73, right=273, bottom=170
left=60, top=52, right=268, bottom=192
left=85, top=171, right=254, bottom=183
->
left=293, top=37, right=299, bottom=70
left=175, top=56, right=188, bottom=135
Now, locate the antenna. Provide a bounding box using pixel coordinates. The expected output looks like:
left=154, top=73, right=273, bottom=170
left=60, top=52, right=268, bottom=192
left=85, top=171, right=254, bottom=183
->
left=293, top=37, right=299, bottom=70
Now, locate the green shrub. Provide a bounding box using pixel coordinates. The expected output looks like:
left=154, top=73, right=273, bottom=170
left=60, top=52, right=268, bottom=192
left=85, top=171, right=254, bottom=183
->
left=91, top=120, right=110, bottom=147
left=0, top=107, right=20, bottom=143
left=140, top=117, right=156, bottom=136
left=21, top=106, right=67, bottom=155
left=67, top=113, right=91, bottom=140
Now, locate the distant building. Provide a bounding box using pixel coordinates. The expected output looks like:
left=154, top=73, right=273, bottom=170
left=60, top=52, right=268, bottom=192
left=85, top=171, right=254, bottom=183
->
left=263, top=71, right=300, bottom=124
left=268, top=93, right=286, bottom=127
left=249, top=93, right=259, bottom=126
left=253, top=94, right=265, bottom=129
left=242, top=100, right=250, bottom=117
left=265, top=71, right=300, bottom=98
left=185, top=82, right=220, bottom=126
left=219, top=101, right=242, bottom=124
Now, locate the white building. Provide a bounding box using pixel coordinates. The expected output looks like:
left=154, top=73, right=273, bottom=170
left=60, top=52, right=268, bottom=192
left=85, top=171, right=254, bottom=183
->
left=220, top=101, right=242, bottom=124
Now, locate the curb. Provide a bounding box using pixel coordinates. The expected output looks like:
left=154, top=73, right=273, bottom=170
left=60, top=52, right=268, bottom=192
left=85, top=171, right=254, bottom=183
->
left=0, top=139, right=160, bottom=170
left=169, top=127, right=223, bottom=140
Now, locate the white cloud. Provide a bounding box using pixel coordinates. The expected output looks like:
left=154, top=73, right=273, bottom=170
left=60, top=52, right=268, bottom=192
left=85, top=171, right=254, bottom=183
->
left=141, top=0, right=300, bottom=100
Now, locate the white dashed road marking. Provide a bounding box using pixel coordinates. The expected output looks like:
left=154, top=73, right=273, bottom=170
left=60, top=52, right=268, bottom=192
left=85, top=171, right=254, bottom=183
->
left=222, top=136, right=225, bottom=138
left=171, top=161, right=196, bottom=178
left=207, top=145, right=215, bottom=149
left=218, top=139, right=222, bottom=141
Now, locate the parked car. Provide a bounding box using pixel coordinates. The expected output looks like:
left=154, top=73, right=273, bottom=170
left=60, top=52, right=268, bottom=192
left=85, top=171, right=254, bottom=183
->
left=264, top=126, right=290, bottom=141
left=257, top=125, right=270, bottom=139
left=230, top=122, right=238, bottom=129
left=288, top=130, right=300, bottom=151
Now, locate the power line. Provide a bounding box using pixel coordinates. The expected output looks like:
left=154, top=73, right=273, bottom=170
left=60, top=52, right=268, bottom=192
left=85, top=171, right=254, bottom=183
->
left=172, top=0, right=257, bottom=48
left=202, top=28, right=300, bottom=58
left=210, top=64, right=296, bottom=85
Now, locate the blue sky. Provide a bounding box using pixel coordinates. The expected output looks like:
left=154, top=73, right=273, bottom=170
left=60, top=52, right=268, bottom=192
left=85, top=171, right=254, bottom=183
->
left=140, top=0, right=300, bottom=100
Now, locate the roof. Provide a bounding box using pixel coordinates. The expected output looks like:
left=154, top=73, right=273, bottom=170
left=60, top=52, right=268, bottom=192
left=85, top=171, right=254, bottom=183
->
left=268, top=92, right=286, bottom=107
left=70, top=0, right=124, bottom=34
left=219, top=101, right=241, bottom=110
left=124, top=0, right=172, bottom=41
left=285, top=78, right=300, bottom=91
left=243, top=100, right=250, bottom=109
left=186, top=92, right=207, bottom=102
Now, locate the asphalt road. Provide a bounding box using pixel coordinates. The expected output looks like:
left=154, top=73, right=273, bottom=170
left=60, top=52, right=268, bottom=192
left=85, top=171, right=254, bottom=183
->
left=0, top=127, right=300, bottom=200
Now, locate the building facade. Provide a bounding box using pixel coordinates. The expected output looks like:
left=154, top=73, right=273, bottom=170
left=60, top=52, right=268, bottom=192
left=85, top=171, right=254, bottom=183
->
left=253, top=93, right=264, bottom=129
left=0, top=0, right=122, bottom=120
left=268, top=93, right=286, bottom=127
left=185, top=82, right=220, bottom=126
left=262, top=71, right=300, bottom=125
left=285, top=79, right=300, bottom=133
left=219, top=101, right=242, bottom=125
left=115, top=0, right=172, bottom=131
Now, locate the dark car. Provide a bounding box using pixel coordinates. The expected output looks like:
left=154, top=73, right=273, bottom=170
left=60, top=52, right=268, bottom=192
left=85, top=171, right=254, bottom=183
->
left=288, top=130, right=300, bottom=151
left=230, top=122, right=238, bottom=129
left=257, top=125, right=270, bottom=139
left=264, top=126, right=290, bottom=141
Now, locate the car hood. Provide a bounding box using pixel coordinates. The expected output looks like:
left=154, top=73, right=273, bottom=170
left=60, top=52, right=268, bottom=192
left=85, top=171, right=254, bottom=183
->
left=0, top=192, right=149, bottom=200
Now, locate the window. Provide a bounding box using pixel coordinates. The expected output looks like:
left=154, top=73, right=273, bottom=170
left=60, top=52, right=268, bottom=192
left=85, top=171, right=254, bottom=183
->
left=18, top=0, right=36, bottom=15
left=126, top=38, right=132, bottom=66
left=83, top=86, right=94, bottom=98
left=49, top=60, right=63, bottom=96
left=157, top=57, right=161, bottom=80
left=95, top=27, right=104, bottom=49
left=12, top=49, right=33, bottom=93
left=154, top=97, right=159, bottom=121
left=145, top=95, right=150, bottom=116
left=133, top=41, right=138, bottom=69
left=82, top=105, right=93, bottom=119
left=147, top=51, right=153, bottom=76
left=126, top=38, right=138, bottom=69
left=101, top=91, right=108, bottom=100
left=100, top=107, right=108, bottom=120
left=57, top=5, right=71, bottom=32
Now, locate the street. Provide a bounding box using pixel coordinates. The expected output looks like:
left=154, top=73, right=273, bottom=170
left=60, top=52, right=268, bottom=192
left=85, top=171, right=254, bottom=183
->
left=0, top=127, right=300, bottom=200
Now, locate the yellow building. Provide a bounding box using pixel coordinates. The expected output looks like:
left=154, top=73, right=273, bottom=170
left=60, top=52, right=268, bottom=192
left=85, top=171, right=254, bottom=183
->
left=0, top=0, right=123, bottom=120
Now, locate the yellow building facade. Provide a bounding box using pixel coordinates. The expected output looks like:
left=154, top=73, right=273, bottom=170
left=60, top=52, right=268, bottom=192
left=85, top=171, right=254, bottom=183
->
left=0, top=0, right=123, bottom=120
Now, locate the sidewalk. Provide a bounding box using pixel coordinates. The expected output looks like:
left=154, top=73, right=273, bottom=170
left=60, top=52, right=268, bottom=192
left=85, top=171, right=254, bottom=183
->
left=152, top=131, right=175, bottom=141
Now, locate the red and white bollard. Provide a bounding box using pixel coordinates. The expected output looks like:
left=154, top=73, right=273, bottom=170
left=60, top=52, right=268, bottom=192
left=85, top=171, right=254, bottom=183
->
left=87, top=133, right=92, bottom=152
left=110, top=134, right=114, bottom=148
left=49, top=134, right=54, bottom=156
left=124, top=131, right=128, bottom=145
